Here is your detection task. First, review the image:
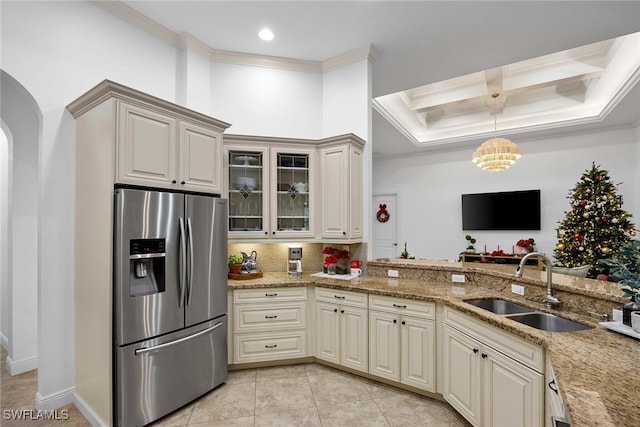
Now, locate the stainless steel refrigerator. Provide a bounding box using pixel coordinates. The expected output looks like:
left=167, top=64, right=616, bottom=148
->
left=113, top=187, right=228, bottom=427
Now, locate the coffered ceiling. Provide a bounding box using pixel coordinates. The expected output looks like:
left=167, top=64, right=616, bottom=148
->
left=109, top=1, right=640, bottom=156
left=373, top=33, right=640, bottom=148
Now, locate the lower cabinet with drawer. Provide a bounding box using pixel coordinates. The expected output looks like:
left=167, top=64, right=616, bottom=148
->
left=368, top=294, right=436, bottom=392
left=442, top=307, right=543, bottom=427
left=315, top=287, right=368, bottom=373
left=233, top=287, right=307, bottom=364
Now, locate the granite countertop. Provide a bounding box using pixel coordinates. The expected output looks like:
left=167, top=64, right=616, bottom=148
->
left=228, top=271, right=639, bottom=427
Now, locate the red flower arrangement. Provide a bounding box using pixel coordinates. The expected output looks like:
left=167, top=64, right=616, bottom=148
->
left=323, top=247, right=349, bottom=266
left=516, top=238, right=535, bottom=248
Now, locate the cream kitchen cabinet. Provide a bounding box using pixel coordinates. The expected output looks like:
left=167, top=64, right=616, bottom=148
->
left=315, top=287, right=368, bottom=373
left=442, top=307, right=543, bottom=427
left=368, top=295, right=436, bottom=392
left=545, top=355, right=569, bottom=427
left=117, top=99, right=228, bottom=194
left=232, top=287, right=308, bottom=364
left=318, top=135, right=365, bottom=241
left=224, top=135, right=316, bottom=240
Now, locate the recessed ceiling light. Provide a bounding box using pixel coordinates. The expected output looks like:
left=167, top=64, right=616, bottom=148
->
left=258, top=28, right=274, bottom=41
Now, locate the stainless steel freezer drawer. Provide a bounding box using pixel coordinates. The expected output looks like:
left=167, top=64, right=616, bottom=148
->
left=115, top=316, right=228, bottom=427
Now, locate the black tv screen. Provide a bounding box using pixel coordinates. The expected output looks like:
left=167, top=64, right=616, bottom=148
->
left=462, top=190, right=541, bottom=230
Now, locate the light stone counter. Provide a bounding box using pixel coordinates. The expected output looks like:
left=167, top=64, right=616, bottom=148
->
left=228, top=264, right=639, bottom=427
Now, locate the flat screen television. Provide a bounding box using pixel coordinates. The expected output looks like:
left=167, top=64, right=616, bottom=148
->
left=462, top=190, right=541, bottom=230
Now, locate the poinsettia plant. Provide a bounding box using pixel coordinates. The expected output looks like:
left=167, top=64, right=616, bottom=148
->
left=516, top=238, right=535, bottom=248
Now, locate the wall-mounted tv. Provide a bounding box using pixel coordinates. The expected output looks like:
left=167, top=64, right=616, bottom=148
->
left=462, top=190, right=541, bottom=230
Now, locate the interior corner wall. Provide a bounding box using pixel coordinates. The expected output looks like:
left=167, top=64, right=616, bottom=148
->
left=372, top=126, right=639, bottom=261
left=176, top=46, right=212, bottom=114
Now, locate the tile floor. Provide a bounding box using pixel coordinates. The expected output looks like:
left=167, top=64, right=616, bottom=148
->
left=2, top=346, right=469, bottom=426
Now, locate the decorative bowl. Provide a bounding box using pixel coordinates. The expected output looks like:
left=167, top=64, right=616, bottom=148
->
left=552, top=265, right=591, bottom=278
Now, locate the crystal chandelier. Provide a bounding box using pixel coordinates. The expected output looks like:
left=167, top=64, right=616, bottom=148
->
left=472, top=94, right=521, bottom=172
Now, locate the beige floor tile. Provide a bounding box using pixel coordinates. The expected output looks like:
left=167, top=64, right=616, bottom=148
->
left=189, top=382, right=256, bottom=423
left=226, top=368, right=257, bottom=385
left=308, top=370, right=371, bottom=407
left=255, top=407, right=323, bottom=427
left=303, top=362, right=343, bottom=376
left=187, top=415, right=255, bottom=426
left=256, top=363, right=307, bottom=382
left=317, top=400, right=390, bottom=427
left=374, top=392, right=461, bottom=427
left=255, top=377, right=316, bottom=415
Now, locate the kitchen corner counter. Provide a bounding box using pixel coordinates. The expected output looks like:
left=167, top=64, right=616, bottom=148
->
left=227, top=270, right=639, bottom=427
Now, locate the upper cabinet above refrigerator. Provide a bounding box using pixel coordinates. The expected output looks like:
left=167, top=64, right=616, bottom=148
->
left=67, top=80, right=231, bottom=195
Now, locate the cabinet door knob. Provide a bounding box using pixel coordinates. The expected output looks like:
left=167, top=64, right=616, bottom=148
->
left=172, top=180, right=177, bottom=184
left=342, top=231, right=346, bottom=235
left=265, top=232, right=268, bottom=235
left=401, top=321, right=406, bottom=325
left=272, top=231, right=276, bottom=235
left=481, top=353, right=488, bottom=359
left=334, top=308, right=338, bottom=313
left=393, top=319, right=397, bottom=323
left=181, top=181, right=185, bottom=185
left=473, top=348, right=479, bottom=354
left=340, top=309, right=345, bottom=314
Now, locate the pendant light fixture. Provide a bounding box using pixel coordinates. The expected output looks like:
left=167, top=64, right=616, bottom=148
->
left=472, top=94, right=521, bottom=172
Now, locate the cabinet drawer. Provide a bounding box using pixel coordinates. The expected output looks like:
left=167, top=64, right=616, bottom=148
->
left=369, top=294, right=435, bottom=319
left=315, top=287, right=367, bottom=308
left=234, top=302, right=306, bottom=333
left=234, top=331, right=306, bottom=363
left=444, top=307, right=543, bottom=372
left=234, top=287, right=307, bottom=304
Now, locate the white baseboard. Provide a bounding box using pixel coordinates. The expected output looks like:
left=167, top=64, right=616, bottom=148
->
left=73, top=392, right=108, bottom=427
left=35, top=387, right=75, bottom=411
left=6, top=354, right=37, bottom=375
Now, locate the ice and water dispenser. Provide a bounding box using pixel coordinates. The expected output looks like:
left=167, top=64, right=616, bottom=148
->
left=129, top=238, right=166, bottom=297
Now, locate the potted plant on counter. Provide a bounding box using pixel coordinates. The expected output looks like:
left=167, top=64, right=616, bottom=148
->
left=464, top=235, right=477, bottom=254
left=228, top=254, right=244, bottom=274
left=601, top=239, right=640, bottom=326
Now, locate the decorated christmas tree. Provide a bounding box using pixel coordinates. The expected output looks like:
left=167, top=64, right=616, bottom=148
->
left=554, top=163, right=636, bottom=276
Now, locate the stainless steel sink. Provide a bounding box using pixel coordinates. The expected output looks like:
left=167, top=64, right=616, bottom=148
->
left=464, top=298, right=534, bottom=315
left=505, top=312, right=593, bottom=332
left=464, top=298, right=593, bottom=332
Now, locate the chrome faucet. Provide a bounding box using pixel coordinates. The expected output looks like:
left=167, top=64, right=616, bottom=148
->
left=515, top=252, right=561, bottom=309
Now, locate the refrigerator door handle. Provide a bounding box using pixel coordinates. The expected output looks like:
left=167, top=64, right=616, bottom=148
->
left=134, top=321, right=223, bottom=355
left=187, top=217, right=194, bottom=306
left=179, top=217, right=187, bottom=308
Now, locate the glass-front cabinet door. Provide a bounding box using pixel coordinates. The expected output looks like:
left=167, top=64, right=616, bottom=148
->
left=273, top=151, right=313, bottom=236
left=227, top=147, right=269, bottom=238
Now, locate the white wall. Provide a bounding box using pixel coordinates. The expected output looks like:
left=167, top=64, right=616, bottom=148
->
left=210, top=62, right=323, bottom=138
left=373, top=126, right=639, bottom=261
left=0, top=71, right=41, bottom=377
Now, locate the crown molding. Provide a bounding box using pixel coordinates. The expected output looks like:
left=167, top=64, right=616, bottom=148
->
left=92, top=1, right=375, bottom=74
left=322, top=44, right=378, bottom=73
left=92, top=1, right=179, bottom=48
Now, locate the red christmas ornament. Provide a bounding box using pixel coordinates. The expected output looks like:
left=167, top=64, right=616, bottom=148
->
left=570, top=248, right=577, bottom=253
left=580, top=175, right=585, bottom=180
left=602, top=217, right=609, bottom=223
left=574, top=233, right=582, bottom=240
left=578, top=201, right=586, bottom=207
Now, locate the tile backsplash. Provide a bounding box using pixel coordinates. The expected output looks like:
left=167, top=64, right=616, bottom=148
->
left=228, top=242, right=366, bottom=273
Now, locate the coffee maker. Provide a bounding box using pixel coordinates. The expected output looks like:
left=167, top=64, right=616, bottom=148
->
left=288, top=246, right=302, bottom=278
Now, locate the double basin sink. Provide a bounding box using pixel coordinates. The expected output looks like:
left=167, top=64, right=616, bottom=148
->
left=464, top=298, right=592, bottom=332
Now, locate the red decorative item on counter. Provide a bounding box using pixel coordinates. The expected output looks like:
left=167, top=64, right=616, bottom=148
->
left=350, top=260, right=361, bottom=268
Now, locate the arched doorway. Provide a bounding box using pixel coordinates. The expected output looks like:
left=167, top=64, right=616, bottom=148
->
left=0, top=70, right=41, bottom=376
